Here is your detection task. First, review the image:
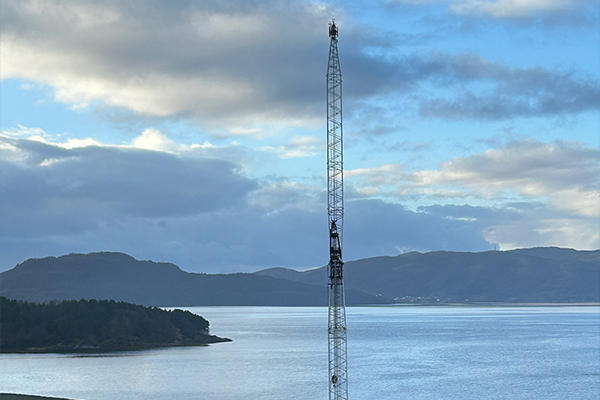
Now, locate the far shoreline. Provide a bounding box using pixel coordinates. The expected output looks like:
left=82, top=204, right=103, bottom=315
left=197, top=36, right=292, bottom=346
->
left=363, top=302, right=600, bottom=306
left=176, top=302, right=600, bottom=307
left=349, top=302, right=600, bottom=307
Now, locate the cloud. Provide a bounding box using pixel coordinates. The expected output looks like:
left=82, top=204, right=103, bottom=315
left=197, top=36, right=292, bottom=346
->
left=247, top=179, right=322, bottom=212
left=344, top=199, right=492, bottom=258
left=1, top=130, right=597, bottom=273
left=2, top=0, right=598, bottom=137
left=389, top=0, right=598, bottom=24
left=130, top=129, right=180, bottom=153
left=420, top=202, right=599, bottom=250
left=349, top=140, right=600, bottom=216
left=397, top=51, right=600, bottom=120
left=345, top=51, right=599, bottom=126
left=0, top=133, right=257, bottom=229
left=0, top=129, right=500, bottom=272
left=0, top=0, right=333, bottom=128
left=345, top=166, right=403, bottom=193
left=417, top=59, right=600, bottom=119
left=412, top=140, right=600, bottom=217
left=260, top=135, right=323, bottom=159
left=346, top=139, right=600, bottom=250
left=449, top=0, right=592, bottom=20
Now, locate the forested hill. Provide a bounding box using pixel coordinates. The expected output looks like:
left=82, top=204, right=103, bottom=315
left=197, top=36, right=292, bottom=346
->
left=1, top=248, right=598, bottom=305
left=256, top=247, right=600, bottom=303
left=0, top=252, right=384, bottom=306
left=0, top=297, right=230, bottom=353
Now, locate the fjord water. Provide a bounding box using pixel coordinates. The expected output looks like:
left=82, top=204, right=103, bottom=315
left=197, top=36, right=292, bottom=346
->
left=1, top=306, right=598, bottom=400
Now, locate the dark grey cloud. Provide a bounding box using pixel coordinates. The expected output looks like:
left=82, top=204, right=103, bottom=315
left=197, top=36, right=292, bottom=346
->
left=418, top=63, right=600, bottom=120
left=344, top=199, right=492, bottom=258
left=343, top=51, right=600, bottom=129
left=0, top=136, right=257, bottom=236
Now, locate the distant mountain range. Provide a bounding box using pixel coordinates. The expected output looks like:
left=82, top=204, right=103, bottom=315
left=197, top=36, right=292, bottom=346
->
left=257, top=247, right=600, bottom=303
left=1, top=248, right=598, bottom=306
left=0, top=252, right=383, bottom=306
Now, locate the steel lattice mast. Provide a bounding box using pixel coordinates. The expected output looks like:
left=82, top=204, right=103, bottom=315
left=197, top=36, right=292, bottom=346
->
left=326, top=20, right=348, bottom=400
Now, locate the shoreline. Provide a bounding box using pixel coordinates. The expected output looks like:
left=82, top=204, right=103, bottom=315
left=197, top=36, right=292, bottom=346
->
left=0, top=335, right=231, bottom=355
left=0, top=394, right=77, bottom=400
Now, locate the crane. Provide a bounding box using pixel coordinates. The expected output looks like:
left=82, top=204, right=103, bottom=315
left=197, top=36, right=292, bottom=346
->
left=326, top=19, right=348, bottom=400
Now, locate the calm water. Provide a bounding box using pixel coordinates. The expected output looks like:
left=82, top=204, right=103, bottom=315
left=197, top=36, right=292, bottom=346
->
left=1, top=306, right=598, bottom=400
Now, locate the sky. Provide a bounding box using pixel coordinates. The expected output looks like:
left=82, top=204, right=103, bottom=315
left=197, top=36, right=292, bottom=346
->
left=1, top=0, right=599, bottom=273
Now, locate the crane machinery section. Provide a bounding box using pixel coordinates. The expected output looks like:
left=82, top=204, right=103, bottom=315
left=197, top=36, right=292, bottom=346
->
left=326, top=20, right=348, bottom=400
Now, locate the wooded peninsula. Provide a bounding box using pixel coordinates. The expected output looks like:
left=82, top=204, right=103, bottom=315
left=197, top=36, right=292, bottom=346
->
left=0, top=297, right=230, bottom=353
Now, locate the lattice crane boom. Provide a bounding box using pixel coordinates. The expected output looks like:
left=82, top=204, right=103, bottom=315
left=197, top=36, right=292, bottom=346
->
left=326, top=19, right=348, bottom=400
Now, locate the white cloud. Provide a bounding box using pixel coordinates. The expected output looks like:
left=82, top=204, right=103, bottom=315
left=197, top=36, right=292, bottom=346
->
left=60, top=138, right=103, bottom=149
left=278, top=135, right=322, bottom=159
left=347, top=164, right=406, bottom=184
left=130, top=129, right=180, bottom=153
left=412, top=140, right=600, bottom=217
left=258, top=135, right=323, bottom=159
left=490, top=212, right=600, bottom=251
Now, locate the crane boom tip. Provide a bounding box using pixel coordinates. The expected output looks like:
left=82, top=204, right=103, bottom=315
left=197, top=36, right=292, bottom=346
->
left=329, top=20, right=338, bottom=38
